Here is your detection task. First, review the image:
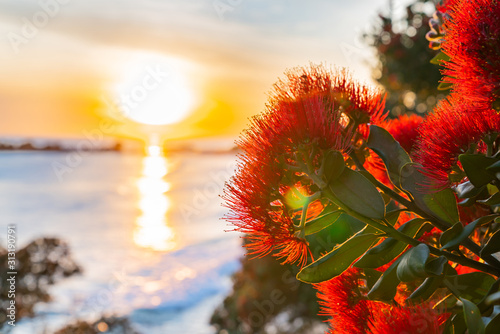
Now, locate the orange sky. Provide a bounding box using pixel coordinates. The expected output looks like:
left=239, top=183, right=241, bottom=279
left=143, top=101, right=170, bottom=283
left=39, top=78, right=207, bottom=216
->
left=0, top=0, right=413, bottom=144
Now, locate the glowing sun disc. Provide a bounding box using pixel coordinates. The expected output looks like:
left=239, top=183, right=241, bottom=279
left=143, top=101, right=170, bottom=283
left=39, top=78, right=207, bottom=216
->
left=113, top=53, right=196, bottom=125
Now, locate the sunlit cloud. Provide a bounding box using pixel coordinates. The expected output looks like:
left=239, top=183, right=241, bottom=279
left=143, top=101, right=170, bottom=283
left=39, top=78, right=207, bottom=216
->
left=0, top=0, right=398, bottom=140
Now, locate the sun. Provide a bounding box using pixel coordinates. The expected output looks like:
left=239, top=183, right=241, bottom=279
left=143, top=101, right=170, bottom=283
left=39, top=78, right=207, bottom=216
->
left=112, top=52, right=196, bottom=125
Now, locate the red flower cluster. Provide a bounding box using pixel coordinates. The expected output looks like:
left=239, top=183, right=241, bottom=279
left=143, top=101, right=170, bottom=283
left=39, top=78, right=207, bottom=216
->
left=414, top=94, right=500, bottom=189
left=315, top=267, right=447, bottom=334
left=383, top=114, right=424, bottom=154
left=441, top=0, right=500, bottom=110
left=315, top=268, right=372, bottom=333
left=269, top=65, right=387, bottom=127
left=224, top=65, right=386, bottom=267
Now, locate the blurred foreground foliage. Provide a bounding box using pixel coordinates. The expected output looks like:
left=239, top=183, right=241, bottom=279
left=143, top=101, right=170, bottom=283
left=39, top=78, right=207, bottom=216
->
left=0, top=238, right=81, bottom=327
left=0, top=238, right=141, bottom=334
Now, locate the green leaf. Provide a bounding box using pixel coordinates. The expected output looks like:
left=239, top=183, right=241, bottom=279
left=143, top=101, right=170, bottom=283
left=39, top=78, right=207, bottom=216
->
left=460, top=298, right=486, bottom=334
left=322, top=150, right=345, bottom=184
left=354, top=218, right=429, bottom=268
left=304, top=210, right=343, bottom=235
left=439, top=222, right=464, bottom=250
left=481, top=230, right=500, bottom=258
left=401, top=163, right=458, bottom=225
left=425, top=256, right=448, bottom=276
left=478, top=192, right=500, bottom=206
left=329, top=168, right=385, bottom=219
left=334, top=212, right=368, bottom=234
left=438, top=81, right=453, bottom=90
left=456, top=181, right=485, bottom=199
left=397, top=244, right=430, bottom=282
left=297, top=229, right=381, bottom=283
left=486, top=160, right=500, bottom=174
left=459, top=197, right=479, bottom=207
left=385, top=209, right=404, bottom=226
left=367, top=257, right=402, bottom=301
left=450, top=313, right=467, bottom=334
left=366, top=124, right=411, bottom=189
left=430, top=51, right=450, bottom=65
left=423, top=188, right=459, bottom=226
left=408, top=275, right=444, bottom=303
left=446, top=273, right=496, bottom=303
left=485, top=312, right=500, bottom=334
left=485, top=292, right=500, bottom=306
left=478, top=279, right=500, bottom=313
left=459, top=154, right=497, bottom=188
left=363, top=269, right=383, bottom=291
left=440, top=215, right=499, bottom=250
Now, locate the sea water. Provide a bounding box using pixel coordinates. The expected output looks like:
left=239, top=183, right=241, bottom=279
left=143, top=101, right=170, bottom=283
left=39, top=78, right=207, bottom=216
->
left=0, top=150, right=243, bottom=333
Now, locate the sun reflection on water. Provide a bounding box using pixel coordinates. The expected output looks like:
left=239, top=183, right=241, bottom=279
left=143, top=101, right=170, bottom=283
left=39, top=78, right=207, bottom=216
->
left=133, top=145, right=176, bottom=251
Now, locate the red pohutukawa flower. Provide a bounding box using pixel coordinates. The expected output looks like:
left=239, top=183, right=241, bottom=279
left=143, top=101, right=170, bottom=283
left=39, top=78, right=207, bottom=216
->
left=269, top=64, right=387, bottom=127
left=224, top=156, right=313, bottom=267
left=315, top=268, right=372, bottom=333
left=441, top=0, right=500, bottom=109
left=368, top=304, right=446, bottom=334
left=225, top=96, right=351, bottom=267
left=224, top=64, right=387, bottom=267
left=413, top=94, right=500, bottom=189
left=383, top=114, right=424, bottom=154
left=316, top=267, right=448, bottom=334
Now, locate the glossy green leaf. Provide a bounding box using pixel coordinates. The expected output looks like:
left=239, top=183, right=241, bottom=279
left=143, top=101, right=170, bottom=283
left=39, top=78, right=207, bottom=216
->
left=430, top=51, right=450, bottom=65
left=438, top=81, right=453, bottom=90
left=297, top=230, right=380, bottom=283
left=459, top=197, right=478, bottom=207
left=478, top=192, right=500, bottom=206
left=367, top=124, right=411, bottom=189
left=456, top=181, right=485, bottom=199
left=323, top=150, right=345, bottom=184
left=477, top=279, right=500, bottom=313
left=385, top=209, right=405, bottom=226
left=397, top=244, right=430, bottom=282
left=446, top=273, right=496, bottom=303
left=480, top=230, right=500, bottom=258
left=486, top=160, right=500, bottom=174
left=367, top=257, right=402, bottom=301
left=439, top=222, right=464, bottom=250
left=425, top=256, right=448, bottom=276
left=423, top=188, right=459, bottom=226
left=485, top=312, right=500, bottom=334
left=485, top=292, right=500, bottom=306
left=358, top=170, right=379, bottom=186
left=334, top=212, right=368, bottom=234
left=440, top=215, right=499, bottom=250
left=329, top=168, right=385, bottom=219
left=408, top=275, right=444, bottom=303
left=461, top=298, right=486, bottom=334
left=363, top=269, right=383, bottom=291
left=304, top=210, right=343, bottom=235
left=449, top=313, right=467, bottom=334
left=459, top=154, right=497, bottom=188
left=401, top=163, right=458, bottom=225
left=354, top=218, right=429, bottom=268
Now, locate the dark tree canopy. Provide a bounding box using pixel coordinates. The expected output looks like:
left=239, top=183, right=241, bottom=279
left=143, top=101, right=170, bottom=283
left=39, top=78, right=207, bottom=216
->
left=364, top=0, right=445, bottom=116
